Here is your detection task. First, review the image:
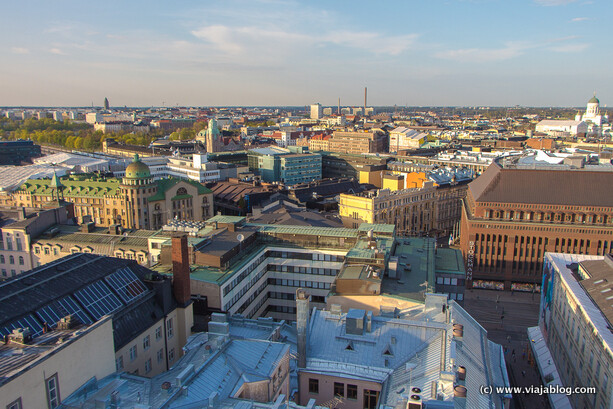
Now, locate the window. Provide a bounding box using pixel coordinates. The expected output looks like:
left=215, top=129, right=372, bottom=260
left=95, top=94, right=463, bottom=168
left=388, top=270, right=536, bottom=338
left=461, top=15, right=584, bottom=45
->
left=334, top=382, right=344, bottom=397
left=116, top=356, right=124, bottom=371
left=155, top=326, right=162, bottom=340
left=363, top=389, right=379, bottom=409
left=18, top=256, right=24, bottom=265
left=34, top=247, right=40, bottom=254
left=168, top=348, right=175, bottom=362
left=157, top=348, right=164, bottom=363
left=46, top=373, right=60, bottom=409
left=308, top=378, right=319, bottom=394
left=347, top=384, right=358, bottom=400
left=143, top=335, right=150, bottom=351
left=0, top=255, right=4, bottom=263
left=6, top=398, right=22, bottom=409
left=9, top=255, right=14, bottom=264
left=53, top=248, right=58, bottom=256
left=166, top=318, right=174, bottom=338
left=145, top=358, right=152, bottom=374
left=130, top=345, right=138, bottom=361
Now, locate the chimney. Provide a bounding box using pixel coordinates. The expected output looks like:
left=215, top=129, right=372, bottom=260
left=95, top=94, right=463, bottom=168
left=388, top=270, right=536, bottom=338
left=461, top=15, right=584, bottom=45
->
left=172, top=235, right=191, bottom=306
left=296, top=289, right=309, bottom=369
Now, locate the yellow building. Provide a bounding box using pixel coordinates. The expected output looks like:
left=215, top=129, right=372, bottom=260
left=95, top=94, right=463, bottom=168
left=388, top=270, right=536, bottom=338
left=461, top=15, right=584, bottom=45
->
left=340, top=172, right=470, bottom=236
left=339, top=182, right=437, bottom=234
left=2, top=155, right=214, bottom=230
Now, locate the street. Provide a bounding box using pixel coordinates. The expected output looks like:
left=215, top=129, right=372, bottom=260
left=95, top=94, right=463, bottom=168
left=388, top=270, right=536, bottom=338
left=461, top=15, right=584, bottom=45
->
left=463, top=289, right=551, bottom=409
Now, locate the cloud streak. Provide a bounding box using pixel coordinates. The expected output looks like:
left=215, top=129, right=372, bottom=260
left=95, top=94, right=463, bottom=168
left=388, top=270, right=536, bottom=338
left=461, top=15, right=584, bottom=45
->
left=535, top=0, right=577, bottom=5
left=11, top=47, right=30, bottom=54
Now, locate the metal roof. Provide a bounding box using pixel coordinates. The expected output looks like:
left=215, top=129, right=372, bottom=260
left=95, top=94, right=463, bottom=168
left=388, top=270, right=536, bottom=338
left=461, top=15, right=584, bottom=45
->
left=247, top=223, right=359, bottom=238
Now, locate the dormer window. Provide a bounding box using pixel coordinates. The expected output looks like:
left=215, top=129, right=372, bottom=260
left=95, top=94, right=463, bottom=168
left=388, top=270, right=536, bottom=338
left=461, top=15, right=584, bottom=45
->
left=345, top=341, right=354, bottom=351
left=383, top=346, right=393, bottom=356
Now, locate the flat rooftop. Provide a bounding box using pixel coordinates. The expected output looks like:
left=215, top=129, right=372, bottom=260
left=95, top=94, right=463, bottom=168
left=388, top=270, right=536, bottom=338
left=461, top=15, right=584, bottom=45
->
left=381, top=237, right=436, bottom=302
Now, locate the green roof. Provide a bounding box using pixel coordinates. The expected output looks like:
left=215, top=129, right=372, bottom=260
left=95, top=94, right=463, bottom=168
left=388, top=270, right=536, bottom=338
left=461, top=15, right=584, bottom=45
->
left=148, top=178, right=212, bottom=202
left=247, top=223, right=359, bottom=238
left=435, top=247, right=466, bottom=275
left=207, top=215, right=246, bottom=224
left=357, top=223, right=396, bottom=234
left=19, top=176, right=121, bottom=197
left=171, top=194, right=193, bottom=201
left=381, top=237, right=436, bottom=302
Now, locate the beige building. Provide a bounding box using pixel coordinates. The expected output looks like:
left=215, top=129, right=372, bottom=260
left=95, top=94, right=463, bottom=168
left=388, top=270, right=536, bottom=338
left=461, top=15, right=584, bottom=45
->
left=339, top=183, right=438, bottom=235
left=2, top=155, right=214, bottom=231
left=0, top=317, right=116, bottom=409
left=32, top=225, right=156, bottom=268
left=388, top=126, right=427, bottom=152
left=0, top=205, right=72, bottom=278
left=328, top=131, right=387, bottom=154
left=531, top=253, right=613, bottom=409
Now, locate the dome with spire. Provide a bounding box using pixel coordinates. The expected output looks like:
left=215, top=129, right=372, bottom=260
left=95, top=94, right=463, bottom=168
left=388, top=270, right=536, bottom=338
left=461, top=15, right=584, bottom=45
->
left=588, top=95, right=600, bottom=104
left=125, top=154, right=151, bottom=179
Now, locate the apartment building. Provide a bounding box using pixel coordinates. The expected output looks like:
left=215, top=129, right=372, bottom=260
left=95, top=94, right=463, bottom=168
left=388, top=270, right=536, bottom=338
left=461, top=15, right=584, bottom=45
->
left=328, top=131, right=387, bottom=154
left=530, top=253, right=613, bottom=409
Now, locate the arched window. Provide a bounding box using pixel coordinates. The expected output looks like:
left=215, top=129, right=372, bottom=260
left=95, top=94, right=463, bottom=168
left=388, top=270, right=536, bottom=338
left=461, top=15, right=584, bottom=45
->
left=9, top=255, right=14, bottom=264
left=0, top=255, right=4, bottom=263
left=18, top=256, right=24, bottom=265
left=155, top=203, right=161, bottom=211
left=176, top=187, right=187, bottom=196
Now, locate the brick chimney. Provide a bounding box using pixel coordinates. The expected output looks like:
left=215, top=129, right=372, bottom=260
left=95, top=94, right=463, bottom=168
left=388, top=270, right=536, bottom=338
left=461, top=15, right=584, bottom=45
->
left=172, top=235, right=191, bottom=306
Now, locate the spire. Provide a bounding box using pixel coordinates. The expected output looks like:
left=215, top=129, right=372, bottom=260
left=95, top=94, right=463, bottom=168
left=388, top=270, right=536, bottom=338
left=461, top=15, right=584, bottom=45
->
left=50, top=172, right=63, bottom=189
left=133, top=153, right=140, bottom=162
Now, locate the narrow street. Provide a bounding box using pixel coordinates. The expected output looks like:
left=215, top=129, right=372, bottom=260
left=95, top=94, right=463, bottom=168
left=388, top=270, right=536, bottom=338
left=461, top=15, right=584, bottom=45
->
left=463, top=289, right=551, bottom=409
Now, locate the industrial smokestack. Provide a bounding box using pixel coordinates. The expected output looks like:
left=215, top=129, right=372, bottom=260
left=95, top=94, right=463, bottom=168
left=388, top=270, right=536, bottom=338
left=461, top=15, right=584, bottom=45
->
left=296, top=289, right=310, bottom=369
left=364, top=87, right=367, bottom=116
left=172, top=235, right=192, bottom=306
left=338, top=97, right=341, bottom=116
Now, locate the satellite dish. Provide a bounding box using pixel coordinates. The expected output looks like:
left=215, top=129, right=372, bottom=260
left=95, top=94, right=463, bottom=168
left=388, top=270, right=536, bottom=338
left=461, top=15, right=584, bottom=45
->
left=237, top=234, right=244, bottom=242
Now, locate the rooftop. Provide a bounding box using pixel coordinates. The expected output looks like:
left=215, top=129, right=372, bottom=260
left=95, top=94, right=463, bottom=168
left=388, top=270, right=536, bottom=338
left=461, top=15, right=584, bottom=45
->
left=0, top=318, right=111, bottom=387
left=381, top=238, right=436, bottom=302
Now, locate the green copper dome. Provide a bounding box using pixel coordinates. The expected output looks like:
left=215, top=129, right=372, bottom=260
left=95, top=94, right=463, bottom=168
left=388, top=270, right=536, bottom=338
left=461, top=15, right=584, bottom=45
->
left=588, top=95, right=600, bottom=104
left=125, top=154, right=151, bottom=179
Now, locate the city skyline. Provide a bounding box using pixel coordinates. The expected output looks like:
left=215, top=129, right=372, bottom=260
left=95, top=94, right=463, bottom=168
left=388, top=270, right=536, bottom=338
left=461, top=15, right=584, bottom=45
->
left=1, top=0, right=610, bottom=107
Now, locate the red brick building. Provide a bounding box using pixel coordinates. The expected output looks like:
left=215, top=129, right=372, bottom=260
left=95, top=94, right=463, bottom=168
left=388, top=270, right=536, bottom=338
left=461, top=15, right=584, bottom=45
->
left=460, top=161, right=613, bottom=291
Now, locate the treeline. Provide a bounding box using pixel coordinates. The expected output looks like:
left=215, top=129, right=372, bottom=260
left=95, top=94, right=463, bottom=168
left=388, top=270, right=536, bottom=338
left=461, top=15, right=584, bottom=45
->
left=0, top=117, right=188, bottom=151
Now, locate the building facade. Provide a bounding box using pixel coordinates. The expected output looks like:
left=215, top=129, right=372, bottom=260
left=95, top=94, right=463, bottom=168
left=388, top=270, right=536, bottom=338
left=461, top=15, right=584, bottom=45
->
left=4, top=156, right=214, bottom=230
left=248, top=147, right=322, bottom=185
left=460, top=160, right=613, bottom=291
left=328, top=131, right=387, bottom=154
left=531, top=253, right=613, bottom=409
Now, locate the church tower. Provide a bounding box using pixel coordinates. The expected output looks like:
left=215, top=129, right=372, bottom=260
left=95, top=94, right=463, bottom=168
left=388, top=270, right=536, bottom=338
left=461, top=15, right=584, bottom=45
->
left=121, top=154, right=156, bottom=229
left=205, top=118, right=223, bottom=153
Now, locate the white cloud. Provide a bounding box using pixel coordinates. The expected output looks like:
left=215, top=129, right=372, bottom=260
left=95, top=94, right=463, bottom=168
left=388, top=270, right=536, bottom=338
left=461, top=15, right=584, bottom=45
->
left=535, top=0, right=577, bottom=5
left=49, top=48, right=66, bottom=55
left=571, top=17, right=590, bottom=21
left=11, top=47, right=30, bottom=54
left=434, top=42, right=531, bottom=62
left=549, top=43, right=590, bottom=52
left=191, top=24, right=419, bottom=58
left=436, top=36, right=590, bottom=62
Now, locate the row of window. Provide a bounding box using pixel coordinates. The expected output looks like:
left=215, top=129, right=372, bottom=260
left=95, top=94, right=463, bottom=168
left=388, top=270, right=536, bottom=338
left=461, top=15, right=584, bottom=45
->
left=0, top=255, right=24, bottom=265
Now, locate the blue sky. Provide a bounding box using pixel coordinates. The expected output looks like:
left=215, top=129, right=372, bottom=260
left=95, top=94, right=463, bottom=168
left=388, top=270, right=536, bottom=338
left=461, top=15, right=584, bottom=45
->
left=1, top=0, right=609, bottom=107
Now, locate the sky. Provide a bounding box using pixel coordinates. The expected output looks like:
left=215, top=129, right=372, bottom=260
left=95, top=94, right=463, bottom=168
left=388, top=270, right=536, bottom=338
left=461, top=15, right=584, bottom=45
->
left=1, top=0, right=610, bottom=107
